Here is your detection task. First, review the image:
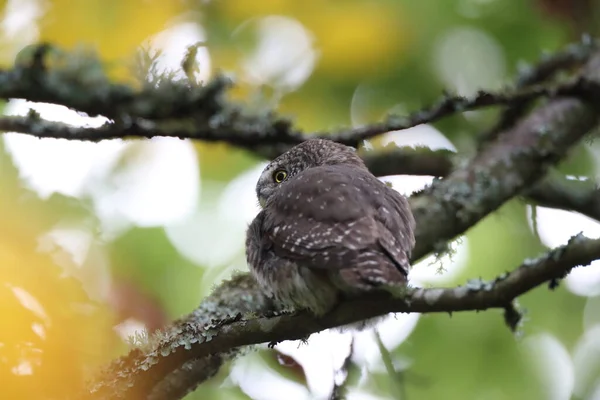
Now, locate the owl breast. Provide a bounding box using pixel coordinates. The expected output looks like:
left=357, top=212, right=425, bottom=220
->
left=246, top=211, right=339, bottom=316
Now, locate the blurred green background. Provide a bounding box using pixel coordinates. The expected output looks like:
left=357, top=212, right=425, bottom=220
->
left=1, top=0, right=600, bottom=399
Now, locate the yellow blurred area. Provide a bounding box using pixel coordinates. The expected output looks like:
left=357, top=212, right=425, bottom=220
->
left=308, top=3, right=410, bottom=75
left=0, top=206, right=118, bottom=398
left=38, top=0, right=185, bottom=80
left=220, top=0, right=296, bottom=18
left=218, top=0, right=411, bottom=77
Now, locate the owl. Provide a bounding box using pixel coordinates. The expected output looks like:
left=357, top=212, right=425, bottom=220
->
left=245, top=138, right=416, bottom=316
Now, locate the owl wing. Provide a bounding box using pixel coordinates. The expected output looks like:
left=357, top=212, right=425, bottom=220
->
left=374, top=185, right=416, bottom=276
left=262, top=165, right=415, bottom=278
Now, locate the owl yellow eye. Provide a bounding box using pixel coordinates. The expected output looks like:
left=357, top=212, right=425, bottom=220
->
left=273, top=170, right=288, bottom=183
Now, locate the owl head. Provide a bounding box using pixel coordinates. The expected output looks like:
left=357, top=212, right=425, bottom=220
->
left=255, top=138, right=366, bottom=207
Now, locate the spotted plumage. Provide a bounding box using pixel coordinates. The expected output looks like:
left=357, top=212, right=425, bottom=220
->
left=245, top=138, right=416, bottom=316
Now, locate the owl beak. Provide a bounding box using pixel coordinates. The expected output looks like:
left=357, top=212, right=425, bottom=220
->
left=256, top=181, right=269, bottom=208
left=258, top=196, right=267, bottom=208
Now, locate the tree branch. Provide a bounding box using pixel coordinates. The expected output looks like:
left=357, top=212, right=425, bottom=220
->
left=409, top=100, right=599, bottom=258
left=361, top=146, right=455, bottom=177
left=6, top=114, right=599, bottom=226
left=527, top=173, right=600, bottom=221
left=87, top=234, right=600, bottom=399
left=3, top=44, right=233, bottom=121
left=0, top=80, right=581, bottom=147
left=363, top=147, right=600, bottom=224
left=479, top=35, right=598, bottom=143
left=323, top=80, right=595, bottom=147
left=3, top=42, right=600, bottom=152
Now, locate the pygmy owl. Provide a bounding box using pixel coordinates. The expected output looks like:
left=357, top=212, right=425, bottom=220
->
left=245, top=138, right=416, bottom=316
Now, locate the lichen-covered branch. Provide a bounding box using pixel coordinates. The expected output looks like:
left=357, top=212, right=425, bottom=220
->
left=527, top=173, right=600, bottom=221
left=3, top=42, right=600, bottom=152
left=402, top=45, right=600, bottom=259
left=364, top=147, right=600, bottom=224
left=410, top=103, right=599, bottom=258
left=2, top=78, right=593, bottom=149
left=87, top=234, right=600, bottom=400
left=479, top=35, right=598, bottom=143
left=86, top=274, right=275, bottom=400
left=361, top=145, right=455, bottom=177
left=3, top=44, right=233, bottom=121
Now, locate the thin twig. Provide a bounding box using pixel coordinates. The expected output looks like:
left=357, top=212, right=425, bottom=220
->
left=330, top=339, right=356, bottom=400
left=374, top=330, right=405, bottom=400
left=479, top=35, right=598, bottom=144
left=503, top=302, right=524, bottom=333
left=2, top=72, right=599, bottom=152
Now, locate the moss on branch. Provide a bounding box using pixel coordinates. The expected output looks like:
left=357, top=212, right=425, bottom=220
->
left=2, top=41, right=600, bottom=153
